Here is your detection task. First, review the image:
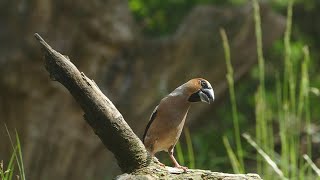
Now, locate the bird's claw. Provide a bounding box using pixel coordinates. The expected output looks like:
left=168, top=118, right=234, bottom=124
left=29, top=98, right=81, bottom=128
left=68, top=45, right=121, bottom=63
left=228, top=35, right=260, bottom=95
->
left=155, top=160, right=165, bottom=167
left=175, top=165, right=188, bottom=172
left=153, top=157, right=165, bottom=167
left=158, top=162, right=166, bottom=167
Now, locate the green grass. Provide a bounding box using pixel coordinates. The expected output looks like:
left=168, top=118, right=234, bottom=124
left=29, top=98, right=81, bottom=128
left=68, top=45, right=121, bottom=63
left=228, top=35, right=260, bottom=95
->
left=175, top=141, right=186, bottom=166
left=220, top=0, right=319, bottom=179
left=220, top=28, right=245, bottom=174
left=184, top=128, right=195, bottom=169
left=0, top=125, right=26, bottom=180
left=175, top=128, right=196, bottom=168
left=222, top=136, right=242, bottom=173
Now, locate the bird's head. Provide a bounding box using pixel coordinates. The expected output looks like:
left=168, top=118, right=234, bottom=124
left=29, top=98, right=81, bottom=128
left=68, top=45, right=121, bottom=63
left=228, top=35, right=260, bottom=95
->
left=184, top=78, right=215, bottom=104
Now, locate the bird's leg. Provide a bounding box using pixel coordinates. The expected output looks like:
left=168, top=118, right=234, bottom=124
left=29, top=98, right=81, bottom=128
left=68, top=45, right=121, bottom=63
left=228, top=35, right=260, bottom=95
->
left=168, top=146, right=188, bottom=172
left=153, top=156, right=165, bottom=167
left=149, top=150, right=165, bottom=167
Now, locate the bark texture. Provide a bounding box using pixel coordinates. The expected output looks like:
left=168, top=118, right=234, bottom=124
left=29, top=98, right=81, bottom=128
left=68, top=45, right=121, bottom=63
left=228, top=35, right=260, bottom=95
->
left=34, top=33, right=149, bottom=172
left=35, top=33, right=262, bottom=180
left=117, top=165, right=263, bottom=180
left=0, top=1, right=285, bottom=179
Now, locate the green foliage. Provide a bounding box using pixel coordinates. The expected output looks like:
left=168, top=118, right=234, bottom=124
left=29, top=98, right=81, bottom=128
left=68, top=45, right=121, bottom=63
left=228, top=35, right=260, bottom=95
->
left=220, top=28, right=245, bottom=173
left=222, top=136, right=242, bottom=173
left=221, top=0, right=320, bottom=179
left=271, top=0, right=317, bottom=11
left=1, top=126, right=26, bottom=180
left=175, top=141, right=186, bottom=166
left=128, top=0, right=318, bottom=36
left=175, top=128, right=196, bottom=168
left=129, top=0, right=246, bottom=36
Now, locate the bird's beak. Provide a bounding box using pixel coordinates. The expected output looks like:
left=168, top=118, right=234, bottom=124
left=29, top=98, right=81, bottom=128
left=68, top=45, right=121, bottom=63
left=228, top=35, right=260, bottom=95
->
left=199, top=88, right=214, bottom=104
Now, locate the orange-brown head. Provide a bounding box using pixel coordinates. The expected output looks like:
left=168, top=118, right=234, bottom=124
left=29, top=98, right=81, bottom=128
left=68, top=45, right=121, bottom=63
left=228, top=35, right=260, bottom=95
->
left=179, top=78, right=214, bottom=104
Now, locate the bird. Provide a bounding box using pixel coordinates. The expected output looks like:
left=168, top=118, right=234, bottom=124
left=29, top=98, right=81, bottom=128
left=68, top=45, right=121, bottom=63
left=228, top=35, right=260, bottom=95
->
left=143, top=78, right=214, bottom=171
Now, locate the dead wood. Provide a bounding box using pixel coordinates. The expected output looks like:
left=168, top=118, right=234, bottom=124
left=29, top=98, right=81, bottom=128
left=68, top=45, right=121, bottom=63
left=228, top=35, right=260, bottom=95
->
left=34, top=33, right=149, bottom=172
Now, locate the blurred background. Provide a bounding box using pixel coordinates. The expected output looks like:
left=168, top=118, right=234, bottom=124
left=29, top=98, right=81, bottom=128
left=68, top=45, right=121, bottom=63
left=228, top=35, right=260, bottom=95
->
left=0, top=0, right=319, bottom=179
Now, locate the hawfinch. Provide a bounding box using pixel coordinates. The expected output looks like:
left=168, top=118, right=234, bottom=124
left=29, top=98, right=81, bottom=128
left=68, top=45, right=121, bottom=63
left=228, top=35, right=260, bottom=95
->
left=143, top=78, right=214, bottom=171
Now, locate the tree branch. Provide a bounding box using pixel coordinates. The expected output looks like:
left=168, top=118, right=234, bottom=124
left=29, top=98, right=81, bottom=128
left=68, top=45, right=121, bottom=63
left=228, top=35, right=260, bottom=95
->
left=34, top=33, right=149, bottom=172
left=116, top=166, right=263, bottom=180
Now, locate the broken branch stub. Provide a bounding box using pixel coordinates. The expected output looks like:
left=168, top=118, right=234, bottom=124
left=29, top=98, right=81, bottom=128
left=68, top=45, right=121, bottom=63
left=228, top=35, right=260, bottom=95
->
left=34, top=33, right=149, bottom=172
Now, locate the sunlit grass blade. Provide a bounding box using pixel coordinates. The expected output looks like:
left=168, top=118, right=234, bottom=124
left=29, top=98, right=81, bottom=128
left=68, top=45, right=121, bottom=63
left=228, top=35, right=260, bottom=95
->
left=222, top=136, right=241, bottom=174
left=5, top=125, right=22, bottom=179
left=297, top=46, right=310, bottom=178
left=303, top=154, right=320, bottom=177
left=297, top=46, right=309, bottom=124
left=283, top=0, right=295, bottom=112
left=175, top=141, right=185, bottom=166
left=300, top=161, right=311, bottom=180
left=276, top=74, right=290, bottom=177
left=5, top=146, right=17, bottom=180
left=242, top=133, right=287, bottom=180
left=253, top=0, right=265, bottom=91
left=184, top=128, right=195, bottom=169
left=283, top=2, right=300, bottom=178
left=8, top=166, right=15, bottom=180
left=220, top=28, right=244, bottom=173
left=302, top=46, right=312, bottom=178
left=254, top=87, right=267, bottom=175
left=252, top=1, right=271, bottom=176
left=15, top=130, right=25, bottom=180
left=4, top=125, right=25, bottom=180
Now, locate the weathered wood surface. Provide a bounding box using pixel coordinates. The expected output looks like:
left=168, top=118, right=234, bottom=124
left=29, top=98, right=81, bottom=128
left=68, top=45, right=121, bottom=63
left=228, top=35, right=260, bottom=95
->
left=34, top=33, right=149, bottom=172
left=117, top=165, right=262, bottom=180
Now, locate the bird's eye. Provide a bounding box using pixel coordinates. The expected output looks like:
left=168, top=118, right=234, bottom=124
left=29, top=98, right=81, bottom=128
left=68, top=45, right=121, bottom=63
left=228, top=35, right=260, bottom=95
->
left=201, top=80, right=207, bottom=87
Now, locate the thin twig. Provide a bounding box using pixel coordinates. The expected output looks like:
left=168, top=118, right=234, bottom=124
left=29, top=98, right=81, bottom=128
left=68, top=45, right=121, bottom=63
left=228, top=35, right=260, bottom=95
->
left=303, top=154, right=320, bottom=176
left=242, top=133, right=287, bottom=180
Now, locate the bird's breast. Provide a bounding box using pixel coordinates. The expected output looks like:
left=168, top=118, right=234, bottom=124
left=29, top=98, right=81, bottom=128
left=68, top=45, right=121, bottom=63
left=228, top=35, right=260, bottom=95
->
left=144, top=95, right=191, bottom=153
left=149, top=105, right=190, bottom=152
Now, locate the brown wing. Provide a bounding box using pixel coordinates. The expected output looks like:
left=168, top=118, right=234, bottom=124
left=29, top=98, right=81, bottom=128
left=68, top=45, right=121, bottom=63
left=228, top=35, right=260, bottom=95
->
left=142, top=106, right=158, bottom=143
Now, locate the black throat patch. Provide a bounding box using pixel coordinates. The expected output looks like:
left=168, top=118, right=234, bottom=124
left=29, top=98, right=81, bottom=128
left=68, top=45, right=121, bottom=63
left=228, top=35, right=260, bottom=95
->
left=188, top=90, right=201, bottom=102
